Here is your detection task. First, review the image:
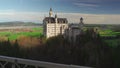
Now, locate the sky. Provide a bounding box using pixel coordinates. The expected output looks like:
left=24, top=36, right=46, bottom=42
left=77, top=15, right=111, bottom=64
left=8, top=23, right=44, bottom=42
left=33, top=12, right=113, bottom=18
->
left=0, top=0, right=120, bottom=24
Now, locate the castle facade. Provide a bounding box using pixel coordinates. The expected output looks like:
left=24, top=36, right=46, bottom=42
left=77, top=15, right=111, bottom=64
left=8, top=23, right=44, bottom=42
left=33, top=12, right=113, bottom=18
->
left=43, top=8, right=68, bottom=38
left=43, top=8, right=84, bottom=41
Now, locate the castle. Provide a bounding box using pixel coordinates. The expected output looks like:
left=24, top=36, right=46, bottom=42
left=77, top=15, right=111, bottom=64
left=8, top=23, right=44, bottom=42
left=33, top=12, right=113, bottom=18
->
left=43, top=8, right=68, bottom=38
left=43, top=8, right=84, bottom=41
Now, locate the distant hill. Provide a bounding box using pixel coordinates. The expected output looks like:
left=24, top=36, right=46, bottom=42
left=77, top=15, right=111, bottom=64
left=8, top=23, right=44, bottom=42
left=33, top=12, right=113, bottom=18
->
left=0, top=21, right=42, bottom=26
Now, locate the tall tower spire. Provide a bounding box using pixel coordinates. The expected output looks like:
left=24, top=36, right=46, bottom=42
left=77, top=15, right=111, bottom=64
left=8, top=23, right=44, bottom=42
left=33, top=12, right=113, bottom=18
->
left=49, top=8, right=53, bottom=17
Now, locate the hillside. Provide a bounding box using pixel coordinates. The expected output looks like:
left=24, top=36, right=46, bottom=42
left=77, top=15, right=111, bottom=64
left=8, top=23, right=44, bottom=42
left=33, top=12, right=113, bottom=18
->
left=0, top=21, right=42, bottom=26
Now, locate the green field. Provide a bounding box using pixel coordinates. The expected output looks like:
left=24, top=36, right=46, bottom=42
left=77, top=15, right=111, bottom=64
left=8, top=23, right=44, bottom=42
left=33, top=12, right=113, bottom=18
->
left=99, top=29, right=120, bottom=37
left=0, top=27, right=43, bottom=40
left=99, top=29, right=120, bottom=47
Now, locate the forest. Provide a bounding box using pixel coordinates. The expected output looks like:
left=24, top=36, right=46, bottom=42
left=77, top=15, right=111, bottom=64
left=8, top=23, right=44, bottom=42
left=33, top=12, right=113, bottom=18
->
left=0, top=25, right=120, bottom=68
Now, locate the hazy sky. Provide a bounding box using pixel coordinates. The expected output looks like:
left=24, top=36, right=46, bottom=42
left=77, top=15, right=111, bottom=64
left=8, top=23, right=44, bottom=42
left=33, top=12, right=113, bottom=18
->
left=0, top=0, right=120, bottom=24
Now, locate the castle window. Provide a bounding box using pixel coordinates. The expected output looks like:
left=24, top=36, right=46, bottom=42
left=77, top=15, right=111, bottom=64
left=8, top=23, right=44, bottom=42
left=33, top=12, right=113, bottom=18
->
left=64, top=20, right=65, bottom=23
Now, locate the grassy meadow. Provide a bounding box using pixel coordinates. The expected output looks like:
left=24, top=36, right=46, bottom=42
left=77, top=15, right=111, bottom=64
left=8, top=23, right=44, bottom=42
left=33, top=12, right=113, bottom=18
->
left=99, top=29, right=120, bottom=37
left=0, top=26, right=43, bottom=47
left=84, top=26, right=120, bottom=47
left=0, top=27, right=43, bottom=41
left=99, top=29, right=120, bottom=47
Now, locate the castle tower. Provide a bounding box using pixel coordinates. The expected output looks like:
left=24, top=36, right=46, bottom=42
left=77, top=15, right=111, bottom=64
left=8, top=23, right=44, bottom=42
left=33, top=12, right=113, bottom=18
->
left=55, top=14, right=57, bottom=23
left=49, top=8, right=53, bottom=17
left=55, top=14, right=57, bottom=36
left=80, top=17, right=83, bottom=24
left=79, top=17, right=84, bottom=29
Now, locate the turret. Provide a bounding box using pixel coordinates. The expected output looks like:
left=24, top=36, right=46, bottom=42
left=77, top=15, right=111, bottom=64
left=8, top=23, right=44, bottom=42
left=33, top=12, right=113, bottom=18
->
left=79, top=17, right=84, bottom=29
left=49, top=8, right=53, bottom=17
left=55, top=14, right=57, bottom=23
left=80, top=17, right=83, bottom=24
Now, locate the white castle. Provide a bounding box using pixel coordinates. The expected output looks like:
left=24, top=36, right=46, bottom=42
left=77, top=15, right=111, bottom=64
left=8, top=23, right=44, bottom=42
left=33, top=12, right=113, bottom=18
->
left=43, top=8, right=84, bottom=42
left=43, top=8, right=68, bottom=38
